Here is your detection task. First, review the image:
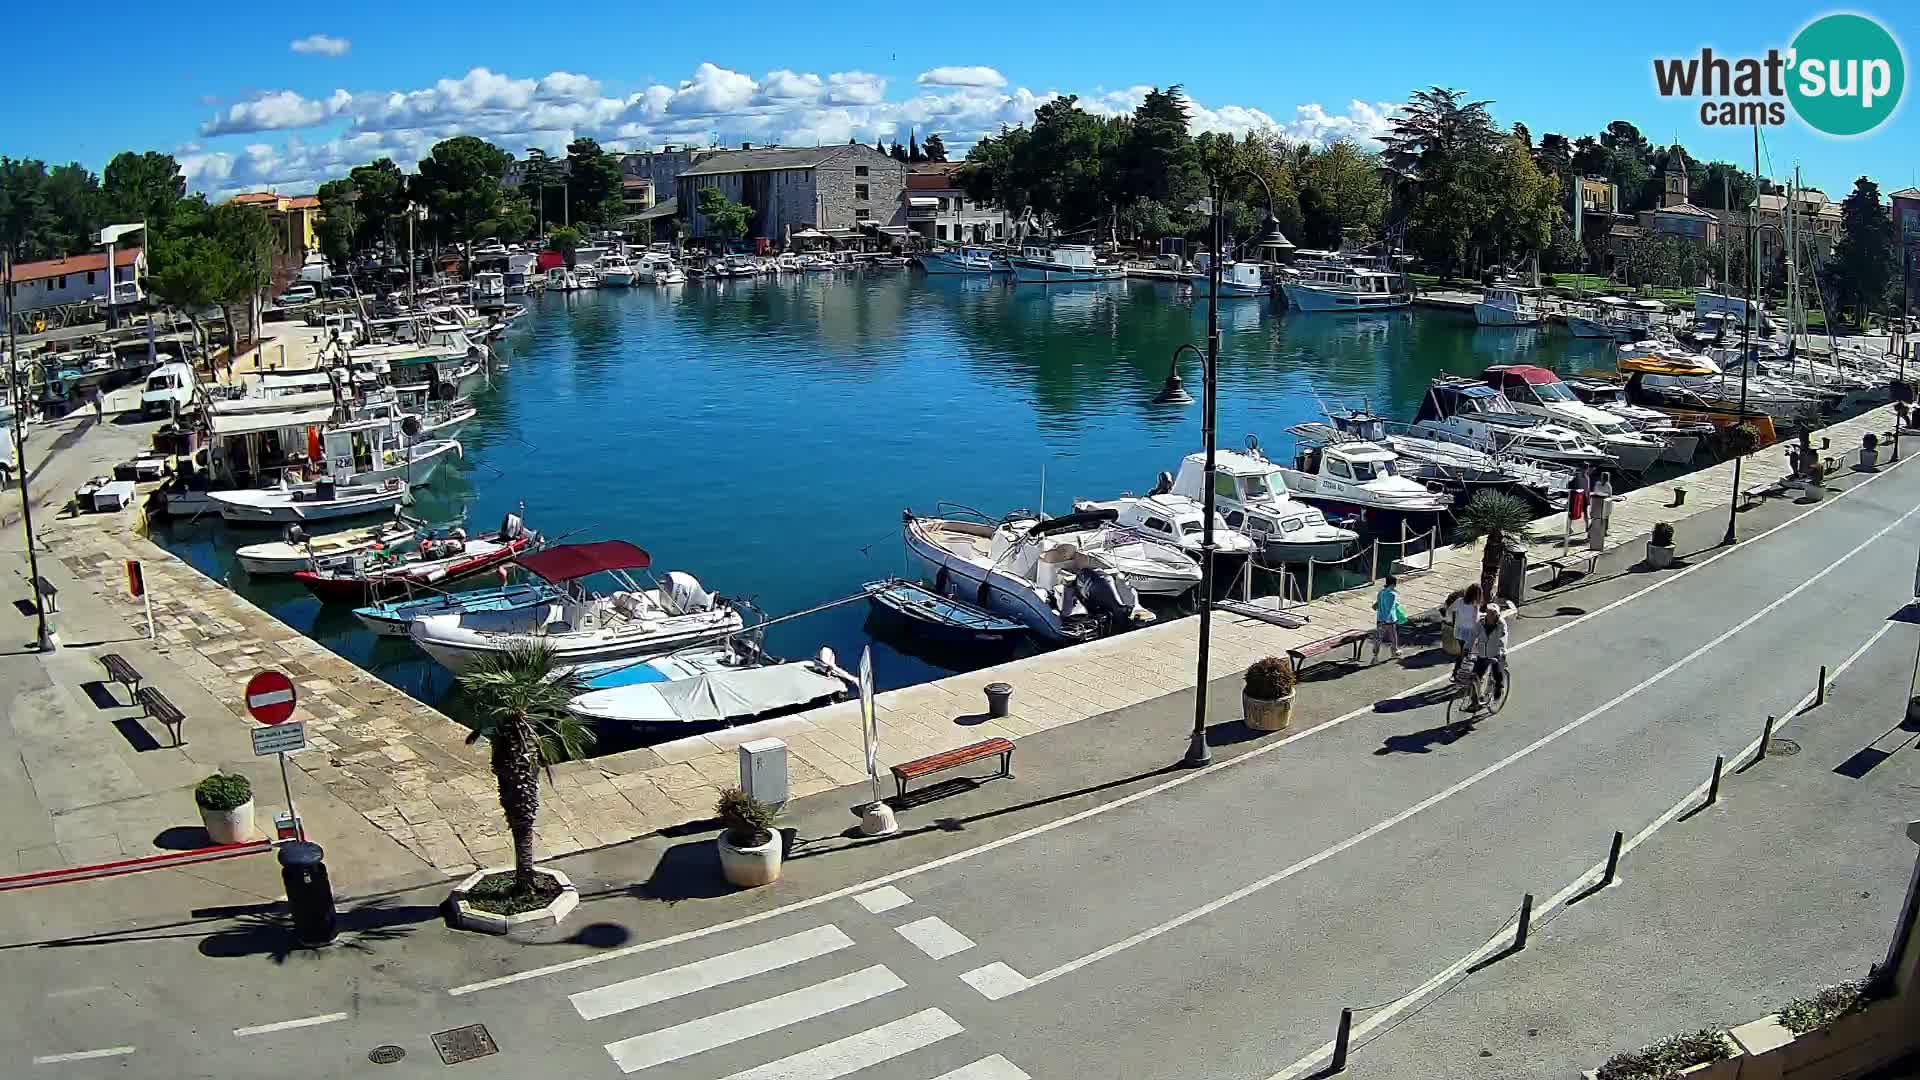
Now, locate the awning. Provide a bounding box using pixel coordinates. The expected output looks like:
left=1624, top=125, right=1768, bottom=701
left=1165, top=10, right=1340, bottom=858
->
left=568, top=663, right=846, bottom=725
left=908, top=197, right=939, bottom=208
left=627, top=196, right=679, bottom=224
left=209, top=390, right=337, bottom=416
left=518, top=540, right=652, bottom=582
left=1483, top=364, right=1560, bottom=385
left=875, top=225, right=912, bottom=236
left=209, top=406, right=336, bottom=437
left=791, top=228, right=827, bottom=239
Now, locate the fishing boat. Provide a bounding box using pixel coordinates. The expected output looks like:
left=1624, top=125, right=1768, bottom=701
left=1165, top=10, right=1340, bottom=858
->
left=916, top=246, right=1003, bottom=274
left=1186, top=260, right=1270, bottom=298
left=208, top=477, right=411, bottom=525
left=862, top=578, right=1029, bottom=647
left=1567, top=297, right=1658, bottom=340
left=1161, top=449, right=1360, bottom=562
left=354, top=581, right=560, bottom=638
left=1009, top=244, right=1124, bottom=284
left=1280, top=266, right=1411, bottom=312
left=1410, top=377, right=1618, bottom=469
left=901, top=508, right=1152, bottom=642
left=235, top=518, right=418, bottom=576
left=1271, top=434, right=1454, bottom=531
left=566, top=643, right=853, bottom=728
left=1481, top=365, right=1669, bottom=472
left=409, top=540, right=743, bottom=673
left=293, top=513, right=538, bottom=604
left=1472, top=284, right=1543, bottom=327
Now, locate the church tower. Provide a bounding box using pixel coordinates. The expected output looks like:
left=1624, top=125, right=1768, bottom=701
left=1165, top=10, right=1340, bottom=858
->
left=1662, top=145, right=1690, bottom=207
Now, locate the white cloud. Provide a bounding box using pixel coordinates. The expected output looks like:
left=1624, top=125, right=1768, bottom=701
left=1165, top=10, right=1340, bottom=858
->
left=1277, top=100, right=1400, bottom=146
left=201, top=89, right=346, bottom=135
left=917, top=66, right=1007, bottom=89
left=666, top=63, right=757, bottom=115
left=289, top=34, right=350, bottom=57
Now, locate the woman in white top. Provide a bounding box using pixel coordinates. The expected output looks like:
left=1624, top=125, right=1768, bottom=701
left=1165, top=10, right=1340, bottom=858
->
left=1449, top=583, right=1484, bottom=667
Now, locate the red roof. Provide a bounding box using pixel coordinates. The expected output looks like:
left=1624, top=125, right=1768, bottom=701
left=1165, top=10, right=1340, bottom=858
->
left=12, top=247, right=142, bottom=283
left=1483, top=364, right=1561, bottom=385
left=230, top=192, right=280, bottom=205
left=284, top=195, right=320, bottom=210
left=517, top=540, right=651, bottom=582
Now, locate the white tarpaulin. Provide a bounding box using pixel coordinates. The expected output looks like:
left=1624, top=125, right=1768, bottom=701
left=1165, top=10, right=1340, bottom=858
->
left=566, top=663, right=845, bottom=725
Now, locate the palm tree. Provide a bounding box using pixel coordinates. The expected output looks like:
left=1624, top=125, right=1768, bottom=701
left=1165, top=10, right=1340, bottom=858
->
left=457, top=643, right=594, bottom=894
left=1453, top=490, right=1535, bottom=602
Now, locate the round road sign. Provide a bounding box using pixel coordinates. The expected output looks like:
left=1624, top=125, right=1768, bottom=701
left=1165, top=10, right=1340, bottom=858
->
left=244, top=670, right=298, bottom=725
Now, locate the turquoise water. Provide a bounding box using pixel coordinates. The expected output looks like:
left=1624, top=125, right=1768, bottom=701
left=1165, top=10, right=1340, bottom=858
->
left=155, top=273, right=1623, bottom=707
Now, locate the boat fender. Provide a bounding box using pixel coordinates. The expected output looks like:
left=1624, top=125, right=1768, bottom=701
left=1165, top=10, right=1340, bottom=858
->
left=933, top=566, right=950, bottom=597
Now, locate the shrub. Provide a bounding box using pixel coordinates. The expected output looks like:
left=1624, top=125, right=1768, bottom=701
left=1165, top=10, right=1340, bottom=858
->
left=1777, top=979, right=1871, bottom=1034
left=1244, top=657, right=1296, bottom=699
left=715, top=787, right=779, bottom=847
left=1863, top=432, right=1879, bottom=451
left=1596, top=1029, right=1732, bottom=1080
left=195, top=773, right=253, bottom=812
left=1651, top=522, right=1675, bottom=547
left=1724, top=422, right=1762, bottom=458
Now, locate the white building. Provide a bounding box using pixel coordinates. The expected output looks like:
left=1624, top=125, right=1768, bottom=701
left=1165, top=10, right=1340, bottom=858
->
left=8, top=247, right=145, bottom=315
left=905, top=163, right=1009, bottom=245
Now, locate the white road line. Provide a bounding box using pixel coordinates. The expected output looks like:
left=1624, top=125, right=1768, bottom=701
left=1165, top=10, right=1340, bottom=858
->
left=896, top=916, right=975, bottom=960
left=932, top=1055, right=1034, bottom=1080
left=718, top=1008, right=962, bottom=1080
left=603, top=965, right=905, bottom=1074
left=853, top=886, right=913, bottom=914
left=32, top=1047, right=135, bottom=1065
left=1265, top=615, right=1904, bottom=1080
left=43, top=987, right=106, bottom=999
left=446, top=451, right=1913, bottom=998
left=959, top=962, right=1032, bottom=1001
left=232, top=1012, right=350, bottom=1038
left=999, top=493, right=1920, bottom=994
left=572, top=925, right=855, bottom=1021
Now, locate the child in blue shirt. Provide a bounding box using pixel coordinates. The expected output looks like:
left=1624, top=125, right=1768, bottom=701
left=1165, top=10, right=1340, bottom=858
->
left=1373, top=575, right=1401, bottom=661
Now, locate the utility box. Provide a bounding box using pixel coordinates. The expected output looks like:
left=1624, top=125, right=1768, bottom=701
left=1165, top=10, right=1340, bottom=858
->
left=739, top=738, right=789, bottom=808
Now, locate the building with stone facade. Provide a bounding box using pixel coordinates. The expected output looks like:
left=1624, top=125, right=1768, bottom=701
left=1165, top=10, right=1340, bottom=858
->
left=621, top=146, right=724, bottom=195
left=905, top=163, right=1010, bottom=244
left=676, top=144, right=907, bottom=247
left=1893, top=188, right=1920, bottom=308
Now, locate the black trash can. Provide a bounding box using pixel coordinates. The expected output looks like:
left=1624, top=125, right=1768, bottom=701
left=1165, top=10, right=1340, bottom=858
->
left=279, top=841, right=338, bottom=946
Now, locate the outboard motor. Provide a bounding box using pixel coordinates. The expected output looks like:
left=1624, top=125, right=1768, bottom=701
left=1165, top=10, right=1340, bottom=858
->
left=1148, top=471, right=1174, bottom=496
left=285, top=524, right=308, bottom=546
left=660, top=571, right=714, bottom=615
left=316, top=476, right=337, bottom=502
left=500, top=512, right=524, bottom=540
left=1076, top=564, right=1149, bottom=627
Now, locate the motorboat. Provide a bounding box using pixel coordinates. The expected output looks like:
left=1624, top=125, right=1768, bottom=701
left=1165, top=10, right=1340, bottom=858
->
left=1566, top=297, right=1657, bottom=340
left=1009, top=244, right=1124, bottom=284
left=1272, top=434, right=1455, bottom=530
left=1311, top=409, right=1571, bottom=514
left=635, top=253, right=686, bottom=285
left=235, top=518, right=418, bottom=576
left=409, top=540, right=743, bottom=673
left=545, top=267, right=581, bottom=291
left=863, top=578, right=1028, bottom=647
left=472, top=271, right=507, bottom=305
left=1473, top=284, right=1543, bottom=327
left=773, top=253, right=804, bottom=273
left=917, top=246, right=1003, bottom=274
left=1187, top=259, right=1270, bottom=298
left=1280, top=266, right=1410, bottom=312
left=293, top=513, right=539, bottom=604
left=1031, top=517, right=1203, bottom=600
left=1070, top=492, right=1260, bottom=567
left=565, top=642, right=853, bottom=728
left=208, top=477, right=410, bottom=526
left=310, top=415, right=464, bottom=489
left=1481, top=365, right=1669, bottom=473
left=1410, top=377, right=1618, bottom=469
left=1160, top=450, right=1359, bottom=562
left=597, top=256, right=636, bottom=287
left=355, top=581, right=559, bottom=638
left=901, top=508, right=1153, bottom=642
left=1616, top=349, right=1806, bottom=432
left=1560, top=378, right=1706, bottom=464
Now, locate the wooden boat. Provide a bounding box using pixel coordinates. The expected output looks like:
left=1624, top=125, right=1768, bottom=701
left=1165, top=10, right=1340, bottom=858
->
left=208, top=478, right=410, bottom=525
left=293, top=514, right=537, bottom=604
left=235, top=519, right=417, bottom=576
left=863, top=577, right=1029, bottom=647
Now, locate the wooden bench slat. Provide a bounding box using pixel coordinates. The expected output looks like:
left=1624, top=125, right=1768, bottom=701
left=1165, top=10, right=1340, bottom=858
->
left=889, top=737, right=1014, bottom=798
left=135, top=686, right=186, bottom=747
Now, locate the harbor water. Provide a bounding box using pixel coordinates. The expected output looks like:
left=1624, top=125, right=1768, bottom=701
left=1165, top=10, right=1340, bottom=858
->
left=154, top=273, right=1627, bottom=709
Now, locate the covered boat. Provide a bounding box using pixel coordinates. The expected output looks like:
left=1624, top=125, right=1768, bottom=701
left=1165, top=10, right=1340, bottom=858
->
left=863, top=578, right=1029, bottom=647
left=566, top=645, right=852, bottom=727
left=354, top=581, right=558, bottom=638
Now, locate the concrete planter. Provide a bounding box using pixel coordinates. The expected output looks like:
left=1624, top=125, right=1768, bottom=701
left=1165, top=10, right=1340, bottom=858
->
left=718, top=831, right=783, bottom=888
left=1243, top=690, right=1295, bottom=732
left=448, top=866, right=578, bottom=938
left=199, top=799, right=256, bottom=845
left=1646, top=542, right=1675, bottom=569
left=1861, top=448, right=1880, bottom=469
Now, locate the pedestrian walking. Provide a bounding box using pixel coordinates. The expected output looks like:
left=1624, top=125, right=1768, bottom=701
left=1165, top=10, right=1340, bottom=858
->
left=1587, top=470, right=1615, bottom=552
left=90, top=387, right=104, bottom=421
left=1447, top=583, right=1483, bottom=667
left=1373, top=574, right=1403, bottom=661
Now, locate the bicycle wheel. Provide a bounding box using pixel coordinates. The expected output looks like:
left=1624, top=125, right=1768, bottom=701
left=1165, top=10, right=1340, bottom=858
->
left=1483, top=670, right=1509, bottom=716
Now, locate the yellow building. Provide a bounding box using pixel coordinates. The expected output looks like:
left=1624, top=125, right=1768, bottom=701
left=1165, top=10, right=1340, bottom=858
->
left=229, top=191, right=323, bottom=270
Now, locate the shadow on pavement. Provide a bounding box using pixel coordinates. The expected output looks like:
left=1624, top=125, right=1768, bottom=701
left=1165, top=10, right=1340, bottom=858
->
left=550, top=921, right=632, bottom=949
left=629, top=838, right=736, bottom=903
left=153, top=826, right=211, bottom=850
left=1372, top=686, right=1454, bottom=714
left=1375, top=718, right=1477, bottom=755
left=81, top=680, right=127, bottom=710
left=195, top=898, right=444, bottom=963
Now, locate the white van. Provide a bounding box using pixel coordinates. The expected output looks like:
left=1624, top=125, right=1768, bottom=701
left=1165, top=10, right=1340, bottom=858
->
left=141, top=362, right=198, bottom=419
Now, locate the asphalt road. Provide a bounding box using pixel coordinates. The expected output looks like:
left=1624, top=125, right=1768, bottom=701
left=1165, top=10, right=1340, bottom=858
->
left=8, top=453, right=1920, bottom=1079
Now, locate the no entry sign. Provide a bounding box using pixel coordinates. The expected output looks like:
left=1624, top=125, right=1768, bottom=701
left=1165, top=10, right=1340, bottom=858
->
left=244, top=670, right=297, bottom=725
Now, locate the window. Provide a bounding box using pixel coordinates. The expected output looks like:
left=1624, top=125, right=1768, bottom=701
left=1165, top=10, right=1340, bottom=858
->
left=87, top=271, right=97, bottom=285
left=57, top=275, right=67, bottom=288
left=995, top=223, right=1005, bottom=239
left=856, top=208, right=870, bottom=221
left=855, top=165, right=869, bottom=177
left=1328, top=459, right=1352, bottom=480
left=1224, top=510, right=1246, bottom=529
left=935, top=224, right=947, bottom=240
left=1143, top=517, right=1172, bottom=536
left=937, top=197, right=949, bottom=211
left=1213, top=473, right=1237, bottom=499
left=854, top=184, right=868, bottom=201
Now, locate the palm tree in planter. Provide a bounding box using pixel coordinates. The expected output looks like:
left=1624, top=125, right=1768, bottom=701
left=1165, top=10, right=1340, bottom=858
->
left=1455, top=490, right=1536, bottom=603
left=457, top=643, right=594, bottom=897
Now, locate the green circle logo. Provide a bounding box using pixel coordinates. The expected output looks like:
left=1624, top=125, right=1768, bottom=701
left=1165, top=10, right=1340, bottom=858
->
left=1788, top=13, right=1905, bottom=136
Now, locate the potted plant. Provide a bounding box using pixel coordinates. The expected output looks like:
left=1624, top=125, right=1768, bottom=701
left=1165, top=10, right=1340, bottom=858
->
left=1646, top=522, right=1676, bottom=569
left=1861, top=432, right=1880, bottom=470
left=715, top=787, right=783, bottom=888
left=1805, top=458, right=1827, bottom=500
left=1243, top=656, right=1297, bottom=732
left=195, top=773, right=255, bottom=844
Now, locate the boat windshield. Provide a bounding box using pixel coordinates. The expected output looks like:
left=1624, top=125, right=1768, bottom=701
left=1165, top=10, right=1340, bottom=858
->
left=1240, top=473, right=1274, bottom=499
left=1535, top=381, right=1577, bottom=403
left=1349, top=459, right=1394, bottom=481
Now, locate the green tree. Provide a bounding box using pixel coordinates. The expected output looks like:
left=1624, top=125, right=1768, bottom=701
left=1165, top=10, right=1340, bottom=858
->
left=956, top=125, right=1034, bottom=229
left=146, top=199, right=225, bottom=358
left=481, top=188, right=536, bottom=242
left=1830, top=177, right=1896, bottom=327
left=206, top=200, right=273, bottom=351
left=348, top=158, right=409, bottom=253
left=314, top=179, right=357, bottom=268
left=1385, top=87, right=1499, bottom=277
left=521, top=148, right=561, bottom=230
left=908, top=132, right=925, bottom=163
left=456, top=644, right=593, bottom=896
left=1119, top=86, right=1201, bottom=212
left=101, top=151, right=186, bottom=229
left=1533, top=133, right=1573, bottom=184
left=45, top=163, right=103, bottom=256
left=414, top=135, right=513, bottom=258
left=695, top=186, right=752, bottom=246
left=1298, top=141, right=1386, bottom=249
left=1598, top=120, right=1656, bottom=212
left=564, top=137, right=623, bottom=227
left=1455, top=490, right=1534, bottom=603
left=1479, top=135, right=1558, bottom=270
left=545, top=225, right=581, bottom=266
left=922, top=133, right=948, bottom=163
left=0, top=157, right=55, bottom=259
left=889, top=141, right=909, bottom=163
left=1693, top=162, right=1757, bottom=211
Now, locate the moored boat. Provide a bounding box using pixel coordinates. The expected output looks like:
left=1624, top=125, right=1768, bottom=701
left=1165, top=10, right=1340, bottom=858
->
left=354, top=581, right=560, bottom=638
left=235, top=518, right=418, bottom=576
left=208, top=477, right=411, bottom=525
left=1009, top=244, right=1124, bottom=284
left=293, top=514, right=538, bottom=604
left=863, top=578, right=1029, bottom=647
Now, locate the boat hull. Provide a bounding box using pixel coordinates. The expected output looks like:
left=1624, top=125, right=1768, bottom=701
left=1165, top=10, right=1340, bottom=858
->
left=903, top=523, right=1085, bottom=642
left=1282, top=282, right=1411, bottom=312
left=863, top=580, right=1027, bottom=647
left=410, top=610, right=744, bottom=673
left=1473, top=303, right=1542, bottom=326
left=354, top=583, right=557, bottom=637
left=211, top=488, right=409, bottom=526
left=294, top=534, right=534, bottom=605
left=1010, top=261, right=1124, bottom=284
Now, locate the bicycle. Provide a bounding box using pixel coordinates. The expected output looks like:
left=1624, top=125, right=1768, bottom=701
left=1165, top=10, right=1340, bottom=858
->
left=1445, top=657, right=1509, bottom=727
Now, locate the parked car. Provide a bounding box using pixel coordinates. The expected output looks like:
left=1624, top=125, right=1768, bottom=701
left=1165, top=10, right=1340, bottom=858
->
left=275, top=284, right=318, bottom=306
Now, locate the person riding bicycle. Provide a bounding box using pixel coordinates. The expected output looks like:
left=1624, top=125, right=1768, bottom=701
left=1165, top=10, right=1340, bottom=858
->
left=1465, top=604, right=1509, bottom=708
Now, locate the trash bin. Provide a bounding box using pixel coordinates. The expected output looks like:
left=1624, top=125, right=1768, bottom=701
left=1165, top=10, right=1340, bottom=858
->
left=278, top=841, right=338, bottom=946
left=984, top=682, right=1014, bottom=719
left=1497, top=545, right=1529, bottom=604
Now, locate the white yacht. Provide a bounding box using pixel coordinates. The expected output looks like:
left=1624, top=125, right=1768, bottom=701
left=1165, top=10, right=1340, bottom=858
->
left=1410, top=377, right=1618, bottom=469
left=1071, top=492, right=1260, bottom=566
left=1162, top=449, right=1360, bottom=562
left=1281, top=266, right=1410, bottom=312
left=598, top=256, right=636, bottom=287
left=1562, top=378, right=1706, bottom=464
left=1271, top=438, right=1454, bottom=531
left=471, top=271, right=506, bottom=306
left=901, top=509, right=1153, bottom=641
left=917, top=246, right=1002, bottom=274
left=1473, top=284, right=1543, bottom=326
left=1187, top=259, right=1270, bottom=298
left=545, top=266, right=581, bottom=291
left=1009, top=244, right=1124, bottom=284
left=1481, top=365, right=1668, bottom=472
left=1028, top=517, right=1203, bottom=600
left=635, top=253, right=686, bottom=285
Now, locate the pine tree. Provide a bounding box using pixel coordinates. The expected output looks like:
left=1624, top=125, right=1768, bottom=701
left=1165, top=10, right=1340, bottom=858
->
left=890, top=141, right=910, bottom=163
left=923, top=133, right=948, bottom=163
left=909, top=132, right=925, bottom=163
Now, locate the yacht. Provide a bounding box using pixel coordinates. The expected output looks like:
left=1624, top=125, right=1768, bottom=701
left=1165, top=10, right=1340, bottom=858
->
left=1480, top=365, right=1669, bottom=472
left=1069, top=493, right=1259, bottom=567
left=1162, top=449, right=1360, bottom=562
left=1027, top=515, right=1204, bottom=600
left=1567, top=296, right=1657, bottom=340
left=1009, top=244, right=1124, bottom=284
left=917, top=246, right=1003, bottom=274
left=1409, top=377, right=1618, bottom=469
left=1314, top=408, right=1572, bottom=514
left=1280, top=266, right=1411, bottom=312
left=1473, top=284, right=1543, bottom=326
left=1187, top=259, right=1270, bottom=298
left=1561, top=378, right=1706, bottom=464
left=471, top=271, right=507, bottom=306
left=598, top=256, right=636, bottom=287
left=1271, top=436, right=1454, bottom=531
left=635, top=253, right=687, bottom=285
left=901, top=509, right=1153, bottom=642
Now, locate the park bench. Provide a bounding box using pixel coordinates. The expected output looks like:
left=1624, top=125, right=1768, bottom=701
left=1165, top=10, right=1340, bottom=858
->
left=135, top=686, right=186, bottom=747
left=1286, top=628, right=1373, bottom=674
left=890, top=737, right=1014, bottom=799
left=1542, top=550, right=1600, bottom=585
left=99, top=653, right=144, bottom=702
left=31, top=575, right=58, bottom=614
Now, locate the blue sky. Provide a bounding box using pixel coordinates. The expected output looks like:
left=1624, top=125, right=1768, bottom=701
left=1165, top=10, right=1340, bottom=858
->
left=3, top=1, right=1912, bottom=198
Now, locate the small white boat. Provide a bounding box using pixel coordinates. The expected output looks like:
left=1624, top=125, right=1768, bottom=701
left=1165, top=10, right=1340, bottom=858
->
left=1481, top=365, right=1667, bottom=472
left=1187, top=260, right=1270, bottom=298
left=235, top=518, right=417, bottom=576
left=1410, top=378, right=1619, bottom=470
left=545, top=267, right=581, bottom=291
left=902, top=509, right=1152, bottom=642
left=635, top=253, right=686, bottom=285
left=1270, top=437, right=1454, bottom=531
left=1071, top=493, right=1259, bottom=566
left=1281, top=266, right=1411, bottom=312
left=1567, top=297, right=1656, bottom=340
left=597, top=257, right=636, bottom=287
left=917, top=246, right=1002, bottom=274
left=209, top=478, right=411, bottom=526
left=1032, top=519, right=1202, bottom=599
left=1163, top=450, right=1360, bottom=562
left=1473, top=284, right=1543, bottom=326
left=1009, top=244, right=1124, bottom=284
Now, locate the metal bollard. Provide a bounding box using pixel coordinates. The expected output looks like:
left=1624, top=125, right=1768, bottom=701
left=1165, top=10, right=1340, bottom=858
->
left=1515, top=893, right=1534, bottom=950
left=278, top=841, right=337, bottom=946
left=1329, top=1008, right=1353, bottom=1073
left=1816, top=665, right=1827, bottom=707
left=1758, top=715, right=1775, bottom=761
left=1601, top=830, right=1624, bottom=887
left=1707, top=754, right=1724, bottom=806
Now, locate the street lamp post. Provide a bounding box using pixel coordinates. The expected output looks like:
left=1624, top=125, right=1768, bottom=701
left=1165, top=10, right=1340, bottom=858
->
left=4, top=247, right=54, bottom=650
left=1154, top=171, right=1291, bottom=768
left=1723, top=219, right=1782, bottom=547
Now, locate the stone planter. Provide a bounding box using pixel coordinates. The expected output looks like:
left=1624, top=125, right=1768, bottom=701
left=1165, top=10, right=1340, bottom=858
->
left=1646, top=542, right=1675, bottom=569
left=718, top=830, right=783, bottom=888
left=448, top=866, right=579, bottom=938
left=199, top=799, right=256, bottom=845
left=1243, top=690, right=1295, bottom=732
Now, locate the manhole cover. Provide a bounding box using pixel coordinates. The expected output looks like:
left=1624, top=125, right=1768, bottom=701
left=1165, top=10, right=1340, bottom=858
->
left=368, top=1046, right=406, bottom=1065
left=432, top=1024, right=498, bottom=1065
left=1769, top=738, right=1802, bottom=757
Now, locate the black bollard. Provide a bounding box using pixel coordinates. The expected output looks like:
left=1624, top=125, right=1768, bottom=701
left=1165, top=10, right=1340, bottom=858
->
left=1329, top=1008, right=1353, bottom=1073
left=1515, top=893, right=1533, bottom=950
left=1602, top=830, right=1624, bottom=887
left=1707, top=755, right=1724, bottom=806
left=278, top=841, right=338, bottom=946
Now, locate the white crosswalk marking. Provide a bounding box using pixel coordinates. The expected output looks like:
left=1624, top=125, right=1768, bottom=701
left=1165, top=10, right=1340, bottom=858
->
left=573, top=926, right=856, bottom=1020
left=604, top=965, right=906, bottom=1074
left=931, top=1055, right=1033, bottom=1080
left=894, top=916, right=974, bottom=960
left=718, top=1008, right=962, bottom=1080
left=853, top=886, right=913, bottom=914
left=958, top=962, right=1031, bottom=1001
